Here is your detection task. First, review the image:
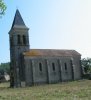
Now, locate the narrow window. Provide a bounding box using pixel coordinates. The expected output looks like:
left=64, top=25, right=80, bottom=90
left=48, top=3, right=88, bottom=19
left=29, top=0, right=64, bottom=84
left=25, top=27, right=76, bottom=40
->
left=39, top=63, right=42, bottom=71
left=52, top=63, right=55, bottom=71
left=23, top=35, right=26, bottom=45
left=17, top=35, right=21, bottom=44
left=64, top=63, right=67, bottom=70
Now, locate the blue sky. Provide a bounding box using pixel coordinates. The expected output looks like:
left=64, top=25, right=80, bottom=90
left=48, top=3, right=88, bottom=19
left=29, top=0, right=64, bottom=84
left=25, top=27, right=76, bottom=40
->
left=0, top=0, right=91, bottom=63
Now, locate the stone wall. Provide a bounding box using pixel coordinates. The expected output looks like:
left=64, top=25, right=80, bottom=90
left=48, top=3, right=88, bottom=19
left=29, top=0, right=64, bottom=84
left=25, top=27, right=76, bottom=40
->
left=24, top=56, right=81, bottom=86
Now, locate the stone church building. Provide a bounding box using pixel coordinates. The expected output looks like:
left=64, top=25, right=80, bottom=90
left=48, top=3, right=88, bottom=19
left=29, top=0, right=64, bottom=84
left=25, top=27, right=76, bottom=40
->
left=9, top=9, right=82, bottom=87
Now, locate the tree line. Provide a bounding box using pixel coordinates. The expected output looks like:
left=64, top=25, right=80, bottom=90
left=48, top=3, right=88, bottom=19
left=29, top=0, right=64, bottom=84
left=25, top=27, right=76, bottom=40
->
left=81, top=58, right=91, bottom=74
left=0, top=62, right=10, bottom=75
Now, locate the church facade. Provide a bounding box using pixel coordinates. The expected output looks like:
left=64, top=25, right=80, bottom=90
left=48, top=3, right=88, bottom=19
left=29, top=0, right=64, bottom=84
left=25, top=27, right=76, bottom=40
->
left=9, top=10, right=82, bottom=87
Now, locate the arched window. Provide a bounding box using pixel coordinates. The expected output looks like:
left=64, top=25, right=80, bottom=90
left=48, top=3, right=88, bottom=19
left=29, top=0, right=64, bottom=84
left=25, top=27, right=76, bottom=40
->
left=52, top=63, right=55, bottom=71
left=64, top=63, right=67, bottom=70
left=17, top=35, right=21, bottom=44
left=23, top=35, right=26, bottom=45
left=39, top=63, right=42, bottom=71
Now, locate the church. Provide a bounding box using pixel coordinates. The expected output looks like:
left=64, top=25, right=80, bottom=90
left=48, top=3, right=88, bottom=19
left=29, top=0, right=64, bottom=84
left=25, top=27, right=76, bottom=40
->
left=9, top=9, right=82, bottom=87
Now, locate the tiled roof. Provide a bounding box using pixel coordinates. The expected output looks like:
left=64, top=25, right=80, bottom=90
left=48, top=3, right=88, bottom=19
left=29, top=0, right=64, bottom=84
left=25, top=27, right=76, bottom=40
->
left=11, top=9, right=27, bottom=28
left=23, top=49, right=81, bottom=57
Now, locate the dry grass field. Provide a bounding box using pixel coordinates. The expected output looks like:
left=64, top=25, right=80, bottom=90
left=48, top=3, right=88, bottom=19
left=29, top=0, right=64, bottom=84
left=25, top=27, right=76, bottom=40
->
left=0, top=80, right=91, bottom=100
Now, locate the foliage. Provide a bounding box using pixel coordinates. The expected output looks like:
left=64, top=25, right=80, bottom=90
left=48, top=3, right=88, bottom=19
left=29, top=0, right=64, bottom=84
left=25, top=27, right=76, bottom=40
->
left=0, top=80, right=91, bottom=99
left=0, top=0, right=6, bottom=16
left=0, top=62, right=10, bottom=75
left=81, top=58, right=91, bottom=73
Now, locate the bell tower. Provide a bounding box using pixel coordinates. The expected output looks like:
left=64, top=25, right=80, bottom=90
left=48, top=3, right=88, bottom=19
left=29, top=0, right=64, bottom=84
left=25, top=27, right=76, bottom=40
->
left=9, top=9, right=29, bottom=87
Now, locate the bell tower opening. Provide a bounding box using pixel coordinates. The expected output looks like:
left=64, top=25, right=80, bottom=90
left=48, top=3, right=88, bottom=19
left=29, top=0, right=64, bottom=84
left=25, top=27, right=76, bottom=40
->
left=23, top=35, right=27, bottom=45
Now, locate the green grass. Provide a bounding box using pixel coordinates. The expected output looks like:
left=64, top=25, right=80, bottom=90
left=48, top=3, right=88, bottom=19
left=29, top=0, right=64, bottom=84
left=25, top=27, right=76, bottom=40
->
left=0, top=80, right=91, bottom=100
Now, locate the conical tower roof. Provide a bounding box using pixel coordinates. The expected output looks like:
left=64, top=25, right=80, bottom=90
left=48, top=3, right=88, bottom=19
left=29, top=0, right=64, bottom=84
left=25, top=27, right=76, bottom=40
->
left=11, top=9, right=28, bottom=29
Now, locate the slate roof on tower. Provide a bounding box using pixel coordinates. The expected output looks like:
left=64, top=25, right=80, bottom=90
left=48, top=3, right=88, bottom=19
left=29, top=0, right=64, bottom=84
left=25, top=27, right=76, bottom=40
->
left=11, top=9, right=28, bottom=29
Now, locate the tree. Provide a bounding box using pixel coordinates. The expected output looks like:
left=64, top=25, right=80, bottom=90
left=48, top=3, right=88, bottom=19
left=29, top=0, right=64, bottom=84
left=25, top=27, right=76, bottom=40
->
left=0, top=62, right=10, bottom=75
left=0, top=0, right=6, bottom=16
left=81, top=58, right=91, bottom=73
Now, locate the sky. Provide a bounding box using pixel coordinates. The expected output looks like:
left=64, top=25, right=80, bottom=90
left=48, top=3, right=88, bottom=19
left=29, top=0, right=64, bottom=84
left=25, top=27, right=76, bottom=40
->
left=0, top=0, right=91, bottom=63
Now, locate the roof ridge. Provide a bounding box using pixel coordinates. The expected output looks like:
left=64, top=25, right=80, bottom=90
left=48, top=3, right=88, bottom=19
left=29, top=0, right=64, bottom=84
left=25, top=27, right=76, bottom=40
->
left=29, top=49, right=75, bottom=51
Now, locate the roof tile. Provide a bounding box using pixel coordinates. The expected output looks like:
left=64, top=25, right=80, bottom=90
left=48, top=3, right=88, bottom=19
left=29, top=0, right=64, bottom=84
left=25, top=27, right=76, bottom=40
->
left=23, top=49, right=81, bottom=57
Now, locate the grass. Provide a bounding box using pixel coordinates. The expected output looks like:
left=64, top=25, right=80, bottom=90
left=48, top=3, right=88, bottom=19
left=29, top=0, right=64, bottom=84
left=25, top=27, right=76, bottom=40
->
left=0, top=80, right=91, bottom=100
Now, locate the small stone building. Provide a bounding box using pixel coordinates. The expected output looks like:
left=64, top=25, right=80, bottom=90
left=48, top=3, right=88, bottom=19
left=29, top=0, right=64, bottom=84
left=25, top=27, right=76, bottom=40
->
left=9, top=9, right=82, bottom=87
